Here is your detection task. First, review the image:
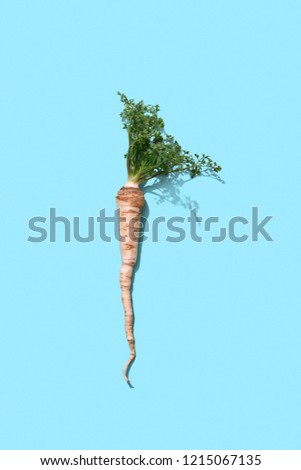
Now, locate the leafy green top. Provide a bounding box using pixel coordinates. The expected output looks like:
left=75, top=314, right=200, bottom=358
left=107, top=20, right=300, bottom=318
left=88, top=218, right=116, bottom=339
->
left=118, top=92, right=222, bottom=185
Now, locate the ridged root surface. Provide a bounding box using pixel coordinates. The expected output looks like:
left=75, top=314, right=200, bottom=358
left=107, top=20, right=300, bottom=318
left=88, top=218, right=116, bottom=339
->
left=116, top=186, right=145, bottom=384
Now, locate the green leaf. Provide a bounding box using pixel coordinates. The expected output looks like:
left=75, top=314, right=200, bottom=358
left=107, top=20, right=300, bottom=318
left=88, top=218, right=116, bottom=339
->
left=118, top=92, right=222, bottom=184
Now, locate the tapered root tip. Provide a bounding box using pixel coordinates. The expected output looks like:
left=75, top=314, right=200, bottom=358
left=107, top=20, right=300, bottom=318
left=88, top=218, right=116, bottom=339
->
left=123, top=372, right=130, bottom=383
left=122, top=370, right=134, bottom=388
left=122, top=354, right=135, bottom=387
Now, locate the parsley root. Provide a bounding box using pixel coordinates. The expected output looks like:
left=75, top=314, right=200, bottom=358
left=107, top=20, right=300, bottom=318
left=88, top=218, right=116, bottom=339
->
left=117, top=92, right=222, bottom=385
left=116, top=184, right=145, bottom=384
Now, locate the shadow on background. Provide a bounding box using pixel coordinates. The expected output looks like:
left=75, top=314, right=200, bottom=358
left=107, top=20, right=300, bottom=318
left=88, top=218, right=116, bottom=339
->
left=133, top=168, right=225, bottom=277
left=142, top=169, right=225, bottom=211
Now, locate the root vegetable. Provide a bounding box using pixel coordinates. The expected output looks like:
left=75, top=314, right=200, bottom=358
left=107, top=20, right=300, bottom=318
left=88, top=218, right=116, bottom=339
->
left=116, top=184, right=145, bottom=383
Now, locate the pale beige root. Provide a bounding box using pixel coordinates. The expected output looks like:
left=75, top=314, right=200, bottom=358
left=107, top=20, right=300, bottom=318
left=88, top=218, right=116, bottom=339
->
left=116, top=182, right=145, bottom=384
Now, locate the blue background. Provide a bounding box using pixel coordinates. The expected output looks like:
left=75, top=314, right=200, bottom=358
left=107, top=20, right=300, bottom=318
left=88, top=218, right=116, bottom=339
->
left=0, top=0, right=300, bottom=450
